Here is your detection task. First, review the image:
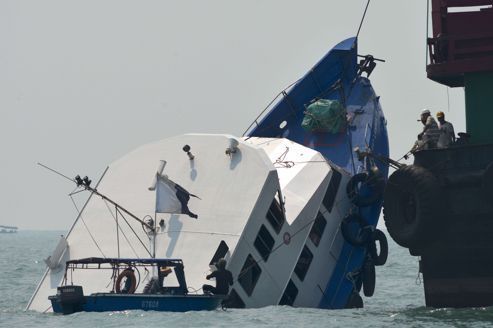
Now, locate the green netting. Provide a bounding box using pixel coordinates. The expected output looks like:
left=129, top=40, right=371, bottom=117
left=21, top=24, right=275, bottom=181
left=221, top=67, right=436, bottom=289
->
left=301, top=99, right=346, bottom=133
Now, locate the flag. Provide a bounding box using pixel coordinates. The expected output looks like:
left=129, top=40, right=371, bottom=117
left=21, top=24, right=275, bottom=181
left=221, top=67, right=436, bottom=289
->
left=155, top=174, right=199, bottom=219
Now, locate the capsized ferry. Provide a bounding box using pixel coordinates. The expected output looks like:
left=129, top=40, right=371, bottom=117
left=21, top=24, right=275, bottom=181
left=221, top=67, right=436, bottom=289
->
left=27, top=38, right=390, bottom=312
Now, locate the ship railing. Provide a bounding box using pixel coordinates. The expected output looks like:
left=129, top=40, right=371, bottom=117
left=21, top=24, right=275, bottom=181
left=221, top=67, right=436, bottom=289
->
left=242, top=80, right=300, bottom=137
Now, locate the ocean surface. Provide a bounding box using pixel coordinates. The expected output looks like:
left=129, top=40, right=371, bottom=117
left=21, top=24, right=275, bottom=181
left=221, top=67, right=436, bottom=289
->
left=1, top=231, right=493, bottom=328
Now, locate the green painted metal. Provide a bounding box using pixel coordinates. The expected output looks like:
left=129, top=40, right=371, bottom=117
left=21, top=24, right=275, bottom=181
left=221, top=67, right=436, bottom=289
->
left=465, top=72, right=493, bottom=144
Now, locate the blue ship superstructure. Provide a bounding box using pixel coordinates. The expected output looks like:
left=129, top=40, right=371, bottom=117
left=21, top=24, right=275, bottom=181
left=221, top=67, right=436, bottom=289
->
left=245, top=37, right=389, bottom=309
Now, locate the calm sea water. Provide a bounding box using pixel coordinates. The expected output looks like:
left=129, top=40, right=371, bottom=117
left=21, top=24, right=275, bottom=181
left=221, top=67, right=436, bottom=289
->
left=1, top=231, right=493, bottom=328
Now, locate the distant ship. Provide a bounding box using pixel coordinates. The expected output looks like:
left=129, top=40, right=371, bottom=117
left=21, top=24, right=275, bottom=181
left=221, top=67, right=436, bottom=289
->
left=0, top=225, right=18, bottom=233
left=28, top=38, right=390, bottom=313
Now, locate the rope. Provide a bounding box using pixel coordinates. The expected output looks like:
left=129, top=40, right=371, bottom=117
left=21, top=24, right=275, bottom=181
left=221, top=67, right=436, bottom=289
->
left=273, top=147, right=295, bottom=168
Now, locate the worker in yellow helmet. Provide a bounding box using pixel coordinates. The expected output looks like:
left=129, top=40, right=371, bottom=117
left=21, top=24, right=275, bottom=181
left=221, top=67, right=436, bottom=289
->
left=436, top=111, right=455, bottom=148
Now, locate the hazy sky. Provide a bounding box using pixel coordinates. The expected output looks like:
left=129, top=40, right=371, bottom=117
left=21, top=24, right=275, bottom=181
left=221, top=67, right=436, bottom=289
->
left=1, top=1, right=465, bottom=230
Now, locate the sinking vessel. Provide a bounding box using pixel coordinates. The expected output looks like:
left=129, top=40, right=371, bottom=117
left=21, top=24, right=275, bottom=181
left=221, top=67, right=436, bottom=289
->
left=28, top=37, right=389, bottom=313
left=383, top=0, right=493, bottom=308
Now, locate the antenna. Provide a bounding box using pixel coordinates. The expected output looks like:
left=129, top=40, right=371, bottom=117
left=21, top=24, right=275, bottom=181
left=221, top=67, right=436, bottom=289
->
left=37, top=162, right=154, bottom=232
left=37, top=162, right=75, bottom=183
left=356, top=0, right=371, bottom=39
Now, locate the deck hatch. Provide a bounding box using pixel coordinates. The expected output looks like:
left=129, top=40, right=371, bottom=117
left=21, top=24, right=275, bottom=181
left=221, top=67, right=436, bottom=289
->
left=238, top=254, right=262, bottom=296
left=254, top=225, right=275, bottom=261
left=309, top=212, right=327, bottom=247
left=294, top=245, right=313, bottom=281
left=226, top=289, right=245, bottom=308
left=209, top=240, right=229, bottom=266
left=323, top=169, right=342, bottom=213
left=266, top=198, right=284, bottom=234
left=279, top=280, right=298, bottom=306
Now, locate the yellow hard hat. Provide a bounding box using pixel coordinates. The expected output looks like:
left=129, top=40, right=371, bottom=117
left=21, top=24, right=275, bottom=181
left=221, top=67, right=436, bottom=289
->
left=436, top=111, right=445, bottom=118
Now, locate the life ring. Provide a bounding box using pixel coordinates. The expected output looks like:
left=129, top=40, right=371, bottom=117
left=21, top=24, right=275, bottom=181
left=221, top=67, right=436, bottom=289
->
left=368, top=229, right=388, bottom=266
left=115, top=268, right=137, bottom=294
left=383, top=165, right=442, bottom=249
left=346, top=171, right=385, bottom=207
left=362, top=258, right=375, bottom=297
left=341, top=213, right=373, bottom=246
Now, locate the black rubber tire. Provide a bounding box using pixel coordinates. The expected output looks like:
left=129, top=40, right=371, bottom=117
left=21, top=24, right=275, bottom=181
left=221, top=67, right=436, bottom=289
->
left=369, top=229, right=388, bottom=266
left=362, top=258, right=376, bottom=297
left=346, top=172, right=385, bottom=207
left=383, top=165, right=442, bottom=249
left=341, top=214, right=372, bottom=246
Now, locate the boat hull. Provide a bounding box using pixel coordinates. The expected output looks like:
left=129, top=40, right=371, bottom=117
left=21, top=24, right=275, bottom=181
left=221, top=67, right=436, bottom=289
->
left=49, top=293, right=224, bottom=314
left=385, top=144, right=493, bottom=307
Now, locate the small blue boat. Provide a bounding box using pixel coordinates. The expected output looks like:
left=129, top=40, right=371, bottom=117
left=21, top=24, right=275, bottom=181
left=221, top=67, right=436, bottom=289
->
left=48, top=258, right=224, bottom=314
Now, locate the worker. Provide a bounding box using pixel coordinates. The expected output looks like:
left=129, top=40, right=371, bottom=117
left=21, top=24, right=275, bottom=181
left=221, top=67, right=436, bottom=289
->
left=436, top=111, right=455, bottom=148
left=411, top=109, right=440, bottom=152
left=202, top=258, right=233, bottom=295
left=143, top=266, right=172, bottom=294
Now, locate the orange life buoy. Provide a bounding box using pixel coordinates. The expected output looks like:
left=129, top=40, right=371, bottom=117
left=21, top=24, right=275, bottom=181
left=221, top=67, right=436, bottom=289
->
left=115, top=268, right=137, bottom=294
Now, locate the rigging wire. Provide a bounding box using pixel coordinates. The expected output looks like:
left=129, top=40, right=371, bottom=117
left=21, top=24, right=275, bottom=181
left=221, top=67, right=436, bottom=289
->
left=115, top=207, right=153, bottom=258
left=426, top=0, right=430, bottom=66
left=102, top=199, right=151, bottom=258
left=70, top=195, right=106, bottom=258
left=447, top=87, right=451, bottom=112
left=356, top=0, right=371, bottom=39
left=103, top=201, right=139, bottom=258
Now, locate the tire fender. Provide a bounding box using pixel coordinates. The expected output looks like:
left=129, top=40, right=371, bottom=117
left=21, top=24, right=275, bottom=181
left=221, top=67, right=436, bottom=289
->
left=362, top=258, right=376, bottom=297
left=383, top=165, right=442, bottom=249
left=369, top=229, right=388, bottom=266
left=346, top=171, right=385, bottom=207
left=341, top=214, right=372, bottom=246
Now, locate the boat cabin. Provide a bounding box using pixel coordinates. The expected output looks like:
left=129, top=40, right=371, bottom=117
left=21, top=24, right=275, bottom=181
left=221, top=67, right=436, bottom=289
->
left=61, top=257, right=188, bottom=295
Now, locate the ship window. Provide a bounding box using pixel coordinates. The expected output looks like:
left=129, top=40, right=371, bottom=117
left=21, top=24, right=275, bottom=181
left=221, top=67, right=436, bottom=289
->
left=323, top=169, right=342, bottom=213
left=279, top=280, right=298, bottom=306
left=309, top=212, right=327, bottom=247
left=226, top=289, right=245, bottom=308
left=254, top=225, right=275, bottom=261
left=209, top=240, right=229, bottom=266
left=238, top=254, right=262, bottom=296
left=266, top=197, right=284, bottom=234
left=294, top=245, right=313, bottom=281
